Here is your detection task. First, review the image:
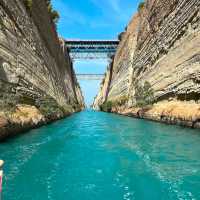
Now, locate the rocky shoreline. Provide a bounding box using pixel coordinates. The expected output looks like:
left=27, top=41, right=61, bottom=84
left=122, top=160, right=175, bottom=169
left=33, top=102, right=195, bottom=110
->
left=115, top=111, right=200, bottom=129
left=0, top=115, right=68, bottom=141
left=0, top=105, right=83, bottom=141
left=0, top=0, right=85, bottom=140
left=109, top=100, right=200, bottom=129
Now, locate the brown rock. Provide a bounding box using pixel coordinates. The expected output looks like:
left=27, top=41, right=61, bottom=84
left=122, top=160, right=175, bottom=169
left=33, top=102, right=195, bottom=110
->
left=0, top=116, right=8, bottom=128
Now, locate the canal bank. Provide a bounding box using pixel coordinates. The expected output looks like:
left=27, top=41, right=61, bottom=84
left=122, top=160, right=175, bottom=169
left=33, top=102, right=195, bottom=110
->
left=93, top=0, right=200, bottom=130
left=0, top=0, right=85, bottom=141
left=102, top=100, right=200, bottom=129
left=1, top=110, right=200, bottom=200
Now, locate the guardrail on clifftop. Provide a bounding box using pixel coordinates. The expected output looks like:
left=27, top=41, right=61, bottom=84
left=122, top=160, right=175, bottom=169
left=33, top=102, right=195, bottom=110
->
left=0, top=160, right=4, bottom=200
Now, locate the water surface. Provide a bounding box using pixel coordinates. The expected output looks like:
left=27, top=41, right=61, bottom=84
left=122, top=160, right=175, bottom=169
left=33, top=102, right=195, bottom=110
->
left=0, top=110, right=200, bottom=200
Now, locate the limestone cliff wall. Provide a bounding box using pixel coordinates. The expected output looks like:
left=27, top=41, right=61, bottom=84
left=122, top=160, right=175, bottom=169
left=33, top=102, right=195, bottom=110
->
left=93, top=61, right=113, bottom=110
left=0, top=0, right=84, bottom=139
left=107, top=14, right=140, bottom=101
left=130, top=0, right=200, bottom=103
left=94, top=0, right=200, bottom=128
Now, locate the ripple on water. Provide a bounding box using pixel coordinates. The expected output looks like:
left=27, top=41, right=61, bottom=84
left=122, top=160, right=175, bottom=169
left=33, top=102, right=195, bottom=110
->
left=1, top=110, right=200, bottom=200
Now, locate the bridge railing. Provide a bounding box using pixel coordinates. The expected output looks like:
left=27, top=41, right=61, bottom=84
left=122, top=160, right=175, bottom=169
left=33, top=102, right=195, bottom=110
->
left=65, top=40, right=119, bottom=60
left=76, top=74, right=104, bottom=80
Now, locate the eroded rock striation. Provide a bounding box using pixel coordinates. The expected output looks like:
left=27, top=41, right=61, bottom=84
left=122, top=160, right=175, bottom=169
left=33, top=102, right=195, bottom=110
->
left=94, top=0, right=200, bottom=128
left=0, top=0, right=84, bottom=140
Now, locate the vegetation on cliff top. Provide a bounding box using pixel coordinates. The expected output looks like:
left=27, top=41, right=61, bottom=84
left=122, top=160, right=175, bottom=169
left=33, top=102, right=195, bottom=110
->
left=118, top=32, right=125, bottom=41
left=23, top=0, right=33, bottom=10
left=23, top=0, right=60, bottom=26
left=138, top=1, right=145, bottom=12
left=46, top=0, right=60, bottom=25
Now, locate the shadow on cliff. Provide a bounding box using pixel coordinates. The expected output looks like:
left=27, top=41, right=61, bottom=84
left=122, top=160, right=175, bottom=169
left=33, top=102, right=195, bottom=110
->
left=0, top=57, right=8, bottom=82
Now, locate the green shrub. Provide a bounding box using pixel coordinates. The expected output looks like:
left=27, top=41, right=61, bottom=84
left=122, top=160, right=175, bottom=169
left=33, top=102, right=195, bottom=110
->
left=100, top=96, right=129, bottom=112
left=118, top=32, right=125, bottom=41
left=0, top=17, right=5, bottom=30
left=0, top=92, right=19, bottom=113
left=46, top=0, right=60, bottom=25
left=19, top=96, right=35, bottom=105
left=23, top=0, right=59, bottom=25
left=135, top=81, right=154, bottom=107
left=100, top=101, right=113, bottom=112
left=138, top=1, right=145, bottom=12
left=61, top=104, right=74, bottom=114
left=50, top=10, right=60, bottom=24
left=23, top=0, right=33, bottom=10
left=0, top=81, right=19, bottom=113
left=111, top=95, right=129, bottom=107
left=118, top=95, right=129, bottom=106
left=35, top=96, right=64, bottom=118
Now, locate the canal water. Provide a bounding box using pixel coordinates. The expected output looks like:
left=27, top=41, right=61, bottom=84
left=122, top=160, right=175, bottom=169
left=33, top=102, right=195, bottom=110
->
left=0, top=110, right=200, bottom=200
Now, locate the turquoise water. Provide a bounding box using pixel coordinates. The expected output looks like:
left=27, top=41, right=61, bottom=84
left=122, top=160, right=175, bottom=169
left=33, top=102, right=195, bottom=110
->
left=0, top=110, right=200, bottom=200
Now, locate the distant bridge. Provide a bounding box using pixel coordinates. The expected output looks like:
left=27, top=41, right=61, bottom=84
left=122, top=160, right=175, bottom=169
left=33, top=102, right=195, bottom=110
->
left=65, top=40, right=119, bottom=60
left=76, top=74, right=104, bottom=80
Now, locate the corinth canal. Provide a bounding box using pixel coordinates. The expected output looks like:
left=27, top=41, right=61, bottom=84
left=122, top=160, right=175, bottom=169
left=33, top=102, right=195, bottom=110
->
left=0, top=0, right=200, bottom=199
left=0, top=110, right=200, bottom=200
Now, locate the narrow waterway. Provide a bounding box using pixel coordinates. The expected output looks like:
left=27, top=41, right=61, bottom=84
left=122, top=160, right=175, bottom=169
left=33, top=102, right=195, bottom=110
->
left=0, top=110, right=200, bottom=200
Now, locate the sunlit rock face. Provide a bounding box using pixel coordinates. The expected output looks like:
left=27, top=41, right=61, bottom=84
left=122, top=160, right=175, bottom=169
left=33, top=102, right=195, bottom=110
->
left=107, top=14, right=140, bottom=102
left=94, top=0, right=200, bottom=127
left=130, top=0, right=200, bottom=102
left=0, top=0, right=84, bottom=139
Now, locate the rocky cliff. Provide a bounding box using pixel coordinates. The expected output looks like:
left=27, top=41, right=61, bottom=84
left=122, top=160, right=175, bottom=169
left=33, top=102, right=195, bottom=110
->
left=94, top=0, right=200, bottom=128
left=0, top=0, right=84, bottom=140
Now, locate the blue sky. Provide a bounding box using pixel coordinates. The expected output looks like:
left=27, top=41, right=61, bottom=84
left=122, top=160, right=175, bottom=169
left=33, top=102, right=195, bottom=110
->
left=52, top=0, right=141, bottom=106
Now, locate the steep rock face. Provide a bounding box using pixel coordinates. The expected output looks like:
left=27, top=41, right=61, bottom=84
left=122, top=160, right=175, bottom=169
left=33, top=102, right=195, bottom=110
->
left=93, top=14, right=140, bottom=109
left=93, top=61, right=113, bottom=110
left=94, top=0, right=200, bottom=128
left=130, top=0, right=200, bottom=102
left=0, top=0, right=84, bottom=139
left=107, top=14, right=140, bottom=102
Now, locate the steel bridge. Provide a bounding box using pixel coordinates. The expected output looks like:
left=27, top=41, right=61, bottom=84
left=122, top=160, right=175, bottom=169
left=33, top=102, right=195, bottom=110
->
left=76, top=74, right=104, bottom=80
left=65, top=40, right=119, bottom=60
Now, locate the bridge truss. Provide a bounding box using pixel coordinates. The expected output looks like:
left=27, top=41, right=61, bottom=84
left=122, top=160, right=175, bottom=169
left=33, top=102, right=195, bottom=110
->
left=65, top=40, right=119, bottom=60
left=76, top=74, right=104, bottom=80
